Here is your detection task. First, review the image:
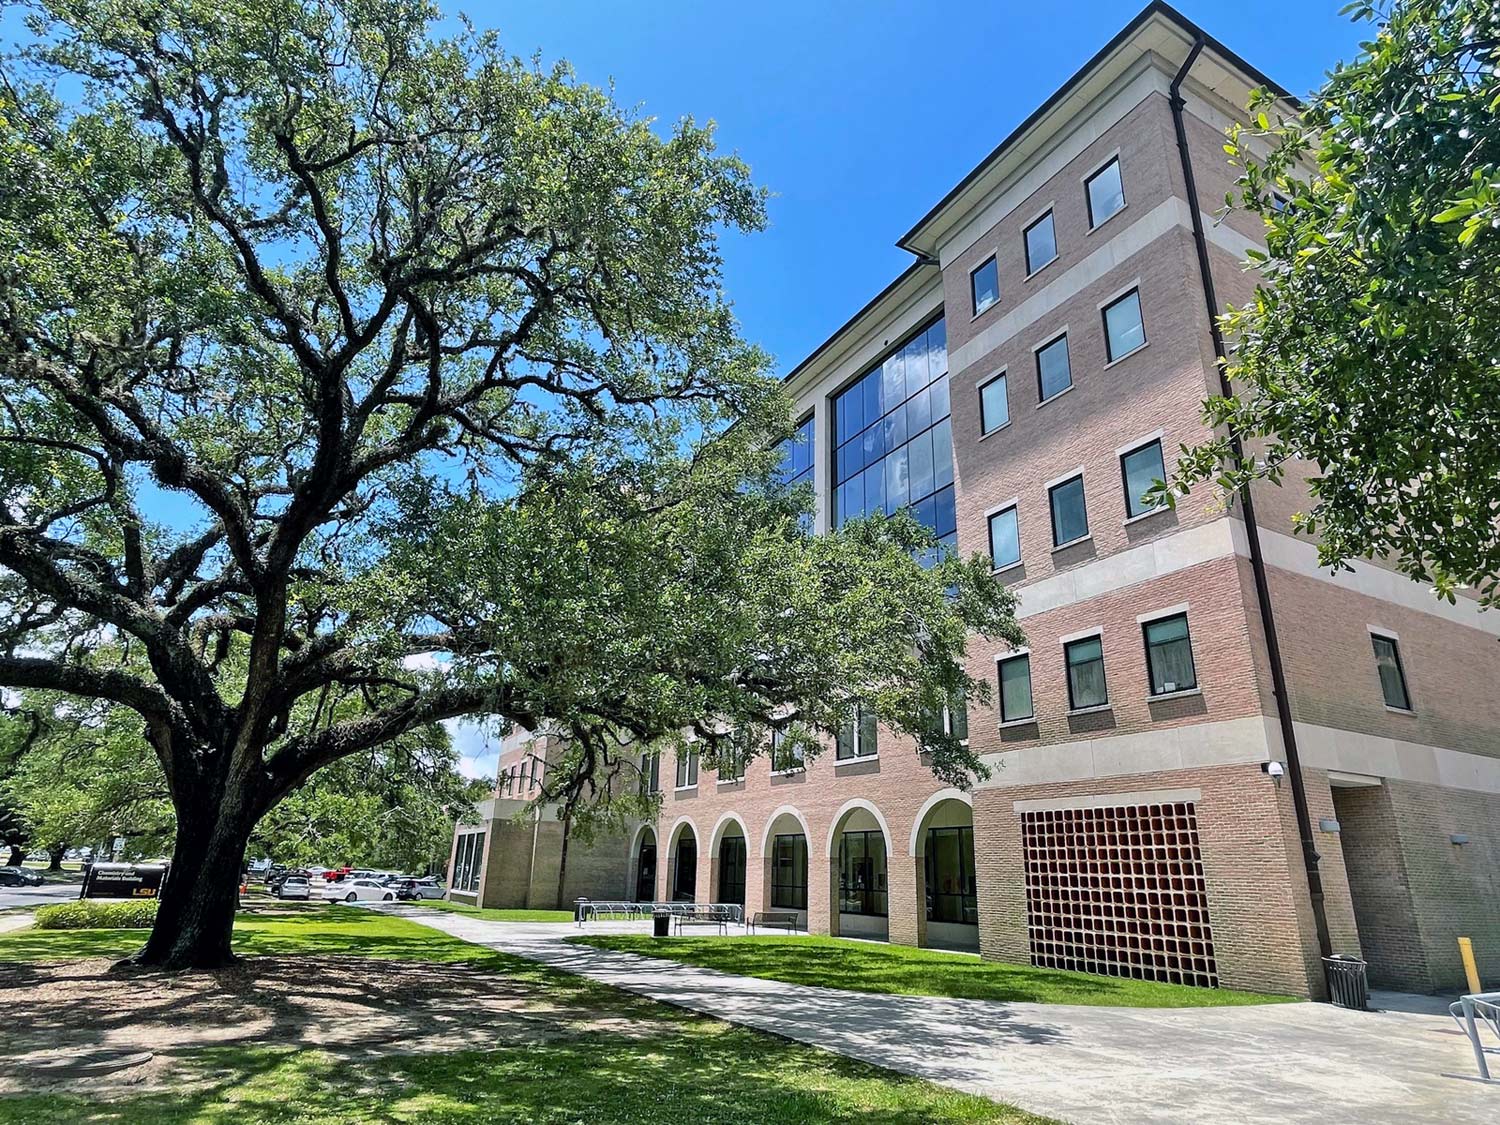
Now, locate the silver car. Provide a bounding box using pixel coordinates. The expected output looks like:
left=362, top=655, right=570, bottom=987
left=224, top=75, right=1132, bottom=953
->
left=277, top=876, right=311, bottom=900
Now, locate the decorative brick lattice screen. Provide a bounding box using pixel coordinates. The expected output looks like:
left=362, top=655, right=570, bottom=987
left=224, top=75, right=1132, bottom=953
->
left=1022, top=801, right=1218, bottom=987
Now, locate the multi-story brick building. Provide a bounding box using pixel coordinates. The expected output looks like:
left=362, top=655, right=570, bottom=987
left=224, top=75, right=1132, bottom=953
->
left=449, top=2, right=1500, bottom=998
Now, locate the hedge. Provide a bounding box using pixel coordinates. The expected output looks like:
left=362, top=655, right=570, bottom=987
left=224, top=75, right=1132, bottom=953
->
left=34, top=899, right=160, bottom=930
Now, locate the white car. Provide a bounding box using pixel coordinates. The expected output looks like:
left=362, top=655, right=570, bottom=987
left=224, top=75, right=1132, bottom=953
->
left=321, top=878, right=396, bottom=903
left=412, top=877, right=446, bottom=900
left=277, top=876, right=311, bottom=900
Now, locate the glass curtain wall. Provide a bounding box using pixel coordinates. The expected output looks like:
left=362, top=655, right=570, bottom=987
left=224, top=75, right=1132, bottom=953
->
left=771, top=833, right=808, bottom=909
left=925, top=826, right=978, bottom=925
left=838, top=830, right=888, bottom=916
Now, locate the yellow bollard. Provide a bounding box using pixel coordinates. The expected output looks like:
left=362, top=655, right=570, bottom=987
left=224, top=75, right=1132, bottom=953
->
left=1459, top=936, right=1482, bottom=994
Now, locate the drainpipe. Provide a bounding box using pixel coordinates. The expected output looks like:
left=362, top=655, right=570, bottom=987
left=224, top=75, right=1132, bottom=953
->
left=1168, top=39, right=1334, bottom=969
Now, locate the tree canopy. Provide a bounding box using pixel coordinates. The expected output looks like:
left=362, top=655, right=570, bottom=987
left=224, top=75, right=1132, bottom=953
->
left=0, top=0, right=1019, bottom=967
left=1168, top=0, right=1500, bottom=606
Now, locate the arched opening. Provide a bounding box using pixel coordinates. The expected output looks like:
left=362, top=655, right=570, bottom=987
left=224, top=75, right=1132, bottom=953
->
left=668, top=821, right=698, bottom=902
left=828, top=801, right=891, bottom=940
left=711, top=814, right=748, bottom=907
left=912, top=793, right=978, bottom=951
left=762, top=808, right=809, bottom=928
left=631, top=825, right=657, bottom=903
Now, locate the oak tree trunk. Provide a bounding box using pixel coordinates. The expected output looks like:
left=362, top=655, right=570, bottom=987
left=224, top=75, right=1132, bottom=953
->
left=5, top=845, right=22, bottom=867
left=47, top=844, right=66, bottom=872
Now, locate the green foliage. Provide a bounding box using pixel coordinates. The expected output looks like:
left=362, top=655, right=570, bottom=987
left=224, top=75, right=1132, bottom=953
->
left=34, top=897, right=159, bottom=929
left=1167, top=0, right=1500, bottom=605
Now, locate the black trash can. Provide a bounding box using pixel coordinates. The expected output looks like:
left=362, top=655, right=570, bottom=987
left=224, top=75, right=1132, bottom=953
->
left=652, top=909, right=670, bottom=938
left=1323, top=955, right=1369, bottom=1010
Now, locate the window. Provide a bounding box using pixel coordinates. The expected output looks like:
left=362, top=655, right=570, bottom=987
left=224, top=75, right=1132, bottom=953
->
left=1024, top=211, right=1058, bottom=274
left=675, top=748, right=699, bottom=789
left=452, top=831, right=484, bottom=893
left=771, top=833, right=808, bottom=909
left=776, top=415, right=817, bottom=532
left=1102, top=288, right=1146, bottom=362
left=718, top=836, right=746, bottom=906
left=1120, top=439, right=1166, bottom=518
left=1035, top=334, right=1072, bottom=401
left=923, top=689, right=969, bottom=744
left=1086, top=157, right=1125, bottom=227
left=833, top=318, right=955, bottom=559
left=979, top=373, right=1009, bottom=435
left=998, top=653, right=1034, bottom=722
left=1371, top=633, right=1412, bottom=710
left=1270, top=191, right=1291, bottom=214
left=1143, top=613, right=1197, bottom=696
left=638, top=752, right=660, bottom=796
left=770, top=727, right=805, bottom=772
left=836, top=704, right=878, bottom=760
left=672, top=836, right=697, bottom=901
left=718, top=734, right=747, bottom=783
left=1064, top=635, right=1108, bottom=710
left=839, top=830, right=888, bottom=916
left=988, top=505, right=1020, bottom=570
left=971, top=256, right=999, bottom=316
left=1048, top=474, right=1089, bottom=547
left=926, top=826, right=977, bottom=925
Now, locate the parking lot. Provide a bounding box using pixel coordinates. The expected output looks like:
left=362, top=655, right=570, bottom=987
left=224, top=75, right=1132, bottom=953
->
left=0, top=880, right=80, bottom=912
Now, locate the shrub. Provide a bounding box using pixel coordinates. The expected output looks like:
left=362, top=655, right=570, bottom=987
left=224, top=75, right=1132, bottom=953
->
left=34, top=899, right=160, bottom=930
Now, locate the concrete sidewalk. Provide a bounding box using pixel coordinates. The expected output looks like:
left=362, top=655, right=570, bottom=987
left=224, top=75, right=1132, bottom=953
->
left=386, top=906, right=1494, bottom=1125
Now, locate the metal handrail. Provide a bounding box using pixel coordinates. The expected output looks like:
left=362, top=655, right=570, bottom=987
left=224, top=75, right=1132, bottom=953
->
left=1451, top=991, right=1500, bottom=1081
left=574, top=899, right=744, bottom=925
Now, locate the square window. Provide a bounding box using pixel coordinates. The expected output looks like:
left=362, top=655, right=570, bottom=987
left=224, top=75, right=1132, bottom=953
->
left=979, top=373, right=1009, bottom=435
left=1143, top=613, right=1197, bottom=696
left=999, top=653, right=1034, bottom=722
left=1086, top=157, right=1125, bottom=227
left=1120, top=440, right=1167, bottom=518
left=1048, top=475, right=1089, bottom=547
left=1064, top=636, right=1108, bottom=710
left=1025, top=211, right=1058, bottom=274
left=1371, top=634, right=1412, bottom=710
left=971, top=256, right=999, bottom=316
left=1103, top=289, right=1146, bottom=362
left=988, top=506, right=1020, bottom=570
left=1036, top=335, right=1072, bottom=401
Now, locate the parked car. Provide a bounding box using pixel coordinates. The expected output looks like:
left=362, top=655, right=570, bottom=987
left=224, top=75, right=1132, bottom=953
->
left=321, top=878, right=396, bottom=903
left=0, top=867, right=44, bottom=888
left=412, top=877, right=446, bottom=900
left=277, top=876, right=312, bottom=901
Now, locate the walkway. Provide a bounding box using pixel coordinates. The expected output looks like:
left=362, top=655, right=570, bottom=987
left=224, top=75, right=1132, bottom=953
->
left=387, top=907, right=1494, bottom=1124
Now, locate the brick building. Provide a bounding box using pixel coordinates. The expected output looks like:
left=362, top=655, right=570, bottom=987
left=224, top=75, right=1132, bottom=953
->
left=449, top=2, right=1500, bottom=997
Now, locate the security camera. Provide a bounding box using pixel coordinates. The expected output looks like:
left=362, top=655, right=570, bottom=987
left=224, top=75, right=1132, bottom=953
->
left=1262, top=761, right=1285, bottom=779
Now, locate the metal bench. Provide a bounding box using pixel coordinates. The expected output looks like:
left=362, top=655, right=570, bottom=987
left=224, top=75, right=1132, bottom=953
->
left=673, top=904, right=734, bottom=935
left=748, top=910, right=801, bottom=935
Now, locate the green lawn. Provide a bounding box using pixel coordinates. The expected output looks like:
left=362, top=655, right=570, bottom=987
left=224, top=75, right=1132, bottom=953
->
left=569, top=935, right=1296, bottom=1008
left=0, top=910, right=1053, bottom=1124
left=418, top=898, right=576, bottom=924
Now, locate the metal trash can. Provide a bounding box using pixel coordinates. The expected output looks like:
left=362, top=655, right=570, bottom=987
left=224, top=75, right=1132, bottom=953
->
left=1323, top=955, right=1369, bottom=1010
left=652, top=909, right=670, bottom=938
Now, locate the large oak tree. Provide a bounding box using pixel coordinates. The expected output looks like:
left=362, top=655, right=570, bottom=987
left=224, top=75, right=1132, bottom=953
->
left=0, top=0, right=1020, bottom=969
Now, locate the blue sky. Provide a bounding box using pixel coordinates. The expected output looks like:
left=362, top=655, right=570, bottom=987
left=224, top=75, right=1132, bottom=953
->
left=446, top=0, right=1367, bottom=779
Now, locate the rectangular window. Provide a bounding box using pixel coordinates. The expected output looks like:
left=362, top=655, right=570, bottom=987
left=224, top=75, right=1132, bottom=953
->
left=1024, top=210, right=1058, bottom=274
left=771, top=833, right=808, bottom=910
left=453, top=831, right=484, bottom=893
left=1143, top=613, right=1197, bottom=696
left=836, top=704, right=878, bottom=760
left=971, top=256, right=999, bottom=316
left=1086, top=157, right=1125, bottom=227
left=1048, top=474, right=1089, bottom=547
left=925, top=825, right=977, bottom=925
left=638, top=752, right=660, bottom=796
left=1064, top=635, right=1108, bottom=710
left=998, top=653, right=1034, bottom=722
left=979, top=373, right=1009, bottom=434
left=718, top=734, right=747, bottom=782
left=1120, top=439, right=1166, bottom=518
left=839, top=830, right=888, bottom=916
left=675, top=748, right=699, bottom=789
left=1103, top=288, right=1146, bottom=362
left=1371, top=634, right=1412, bottom=710
left=922, top=689, right=969, bottom=744
left=769, top=727, right=805, bottom=772
left=1035, top=334, right=1072, bottom=401
left=988, top=506, right=1020, bottom=570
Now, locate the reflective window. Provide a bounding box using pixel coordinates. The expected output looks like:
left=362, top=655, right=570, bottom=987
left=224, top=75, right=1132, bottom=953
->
left=1120, top=439, right=1166, bottom=518
left=453, top=831, right=484, bottom=893
left=979, top=373, right=1009, bottom=435
left=836, top=703, right=878, bottom=760
left=638, top=752, right=660, bottom=796
left=1143, top=613, right=1197, bottom=696
left=1036, top=334, right=1072, bottom=402
left=776, top=415, right=816, bottom=532
left=998, top=653, right=1034, bottom=722
left=988, top=506, right=1020, bottom=570
left=925, top=826, right=977, bottom=925
left=771, top=833, right=808, bottom=909
left=839, top=830, right=888, bottom=916
left=1371, top=634, right=1412, bottom=710
left=675, top=748, right=698, bottom=789
left=1103, top=288, right=1146, bottom=362
left=971, top=257, right=999, bottom=316
left=833, top=318, right=954, bottom=559
left=1065, top=635, right=1108, bottom=710
left=770, top=727, right=805, bottom=772
left=1086, top=157, right=1125, bottom=227
left=1048, top=475, right=1089, bottom=547
left=1024, top=211, right=1058, bottom=274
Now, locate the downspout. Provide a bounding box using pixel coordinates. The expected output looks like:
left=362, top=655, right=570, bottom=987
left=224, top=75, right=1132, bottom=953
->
left=1168, top=40, right=1334, bottom=968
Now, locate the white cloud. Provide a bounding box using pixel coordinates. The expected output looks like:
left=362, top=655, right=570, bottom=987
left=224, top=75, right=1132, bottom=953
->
left=446, top=717, right=500, bottom=780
